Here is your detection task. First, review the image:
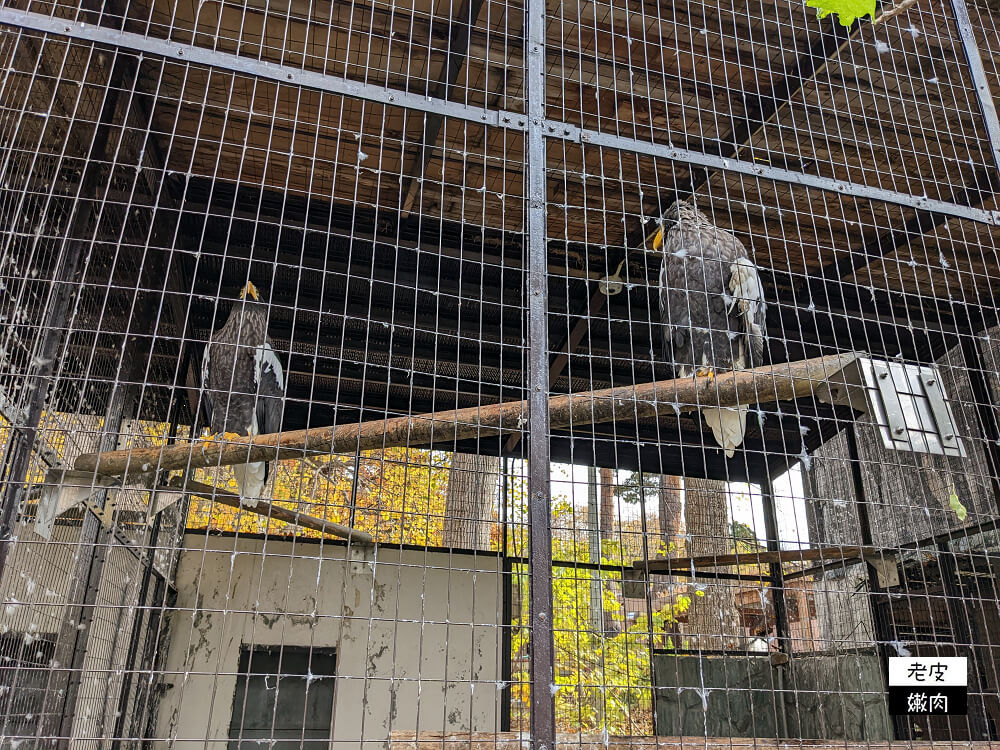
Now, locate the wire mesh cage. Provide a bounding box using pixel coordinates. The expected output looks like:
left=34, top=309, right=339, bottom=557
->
left=1, top=0, right=1000, bottom=746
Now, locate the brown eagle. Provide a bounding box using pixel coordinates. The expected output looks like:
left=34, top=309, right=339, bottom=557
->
left=650, top=200, right=766, bottom=456
left=200, top=281, right=285, bottom=500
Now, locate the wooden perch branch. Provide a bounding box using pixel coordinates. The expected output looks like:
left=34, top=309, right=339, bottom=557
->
left=174, top=479, right=373, bottom=544
left=74, top=352, right=860, bottom=479
left=871, top=0, right=920, bottom=25
left=638, top=544, right=880, bottom=573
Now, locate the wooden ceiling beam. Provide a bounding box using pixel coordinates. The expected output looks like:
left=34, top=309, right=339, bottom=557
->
left=637, top=17, right=854, bottom=238
left=809, top=164, right=1000, bottom=305
left=398, top=0, right=489, bottom=218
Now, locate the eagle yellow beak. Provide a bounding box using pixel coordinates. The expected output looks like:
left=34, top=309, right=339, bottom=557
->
left=240, top=281, right=260, bottom=301
left=652, top=227, right=664, bottom=251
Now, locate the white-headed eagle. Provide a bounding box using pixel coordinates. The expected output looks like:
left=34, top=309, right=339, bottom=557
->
left=650, top=200, right=766, bottom=457
left=200, top=281, right=285, bottom=500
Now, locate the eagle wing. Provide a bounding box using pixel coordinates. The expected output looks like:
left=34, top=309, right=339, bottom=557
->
left=254, top=341, right=285, bottom=437
left=659, top=222, right=765, bottom=375
left=659, top=226, right=730, bottom=377
left=200, top=342, right=214, bottom=430
left=724, top=243, right=766, bottom=369
left=658, top=256, right=689, bottom=377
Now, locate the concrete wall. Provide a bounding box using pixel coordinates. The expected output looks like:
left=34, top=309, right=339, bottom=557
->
left=154, top=534, right=503, bottom=748
left=786, top=653, right=891, bottom=741
left=654, top=653, right=780, bottom=738
left=653, top=652, right=890, bottom=741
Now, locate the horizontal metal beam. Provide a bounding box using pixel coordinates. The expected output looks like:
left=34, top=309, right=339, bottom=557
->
left=0, top=8, right=523, bottom=128
left=3, top=7, right=999, bottom=229
left=567, top=125, right=1000, bottom=227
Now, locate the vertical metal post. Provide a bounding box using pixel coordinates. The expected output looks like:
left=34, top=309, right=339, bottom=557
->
left=500, top=462, right=512, bottom=732
left=0, top=7, right=133, bottom=583
left=760, top=473, right=790, bottom=739
left=585, top=466, right=606, bottom=729
left=500, top=459, right=510, bottom=558
left=635, top=472, right=660, bottom=734
left=760, top=474, right=791, bottom=651
left=948, top=0, right=1000, bottom=176
left=846, top=426, right=902, bottom=739
left=110, top=512, right=162, bottom=750
left=524, top=0, right=555, bottom=741
left=961, top=339, right=1000, bottom=737
left=348, top=450, right=362, bottom=528
left=936, top=543, right=991, bottom=739
left=960, top=338, right=1000, bottom=502
left=587, top=466, right=603, bottom=632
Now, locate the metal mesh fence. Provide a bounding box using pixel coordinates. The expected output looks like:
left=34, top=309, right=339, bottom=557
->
left=1, top=0, right=1000, bottom=746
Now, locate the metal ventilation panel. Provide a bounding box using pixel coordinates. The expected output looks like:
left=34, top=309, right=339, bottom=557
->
left=819, top=356, right=967, bottom=458
left=861, top=358, right=967, bottom=458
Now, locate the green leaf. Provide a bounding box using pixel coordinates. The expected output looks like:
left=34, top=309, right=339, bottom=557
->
left=949, top=489, right=968, bottom=522
left=805, top=0, right=876, bottom=26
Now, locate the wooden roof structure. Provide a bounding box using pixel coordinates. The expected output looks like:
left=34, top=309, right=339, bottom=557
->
left=2, top=0, right=1000, bottom=481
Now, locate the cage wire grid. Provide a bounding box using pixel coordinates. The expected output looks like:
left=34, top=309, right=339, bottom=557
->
left=0, top=0, right=999, bottom=747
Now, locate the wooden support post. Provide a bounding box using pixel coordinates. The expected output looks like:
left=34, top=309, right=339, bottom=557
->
left=73, top=352, right=861, bottom=479
left=847, top=425, right=903, bottom=740
left=937, top=543, right=992, bottom=739
left=761, top=475, right=792, bottom=649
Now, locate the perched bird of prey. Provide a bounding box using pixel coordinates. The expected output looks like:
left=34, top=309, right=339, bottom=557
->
left=200, top=281, right=285, bottom=500
left=650, top=200, right=766, bottom=457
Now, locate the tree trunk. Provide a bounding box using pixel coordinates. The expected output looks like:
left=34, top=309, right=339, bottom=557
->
left=599, top=467, right=615, bottom=540
left=593, top=467, right=621, bottom=634
left=442, top=452, right=500, bottom=550
left=658, top=475, right=684, bottom=556
left=587, top=467, right=605, bottom=634
left=684, top=477, right=741, bottom=650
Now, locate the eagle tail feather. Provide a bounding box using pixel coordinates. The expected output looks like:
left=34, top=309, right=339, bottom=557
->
left=234, top=461, right=267, bottom=507
left=702, top=405, right=749, bottom=458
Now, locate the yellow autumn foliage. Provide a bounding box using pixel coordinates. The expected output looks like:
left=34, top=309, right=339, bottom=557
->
left=186, top=447, right=453, bottom=545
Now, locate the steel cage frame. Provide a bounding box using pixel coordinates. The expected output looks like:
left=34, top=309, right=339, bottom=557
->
left=1, top=0, right=1000, bottom=746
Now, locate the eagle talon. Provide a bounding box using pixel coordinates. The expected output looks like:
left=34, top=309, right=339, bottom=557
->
left=221, top=431, right=244, bottom=442
left=199, top=433, right=218, bottom=457
left=696, top=367, right=716, bottom=382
